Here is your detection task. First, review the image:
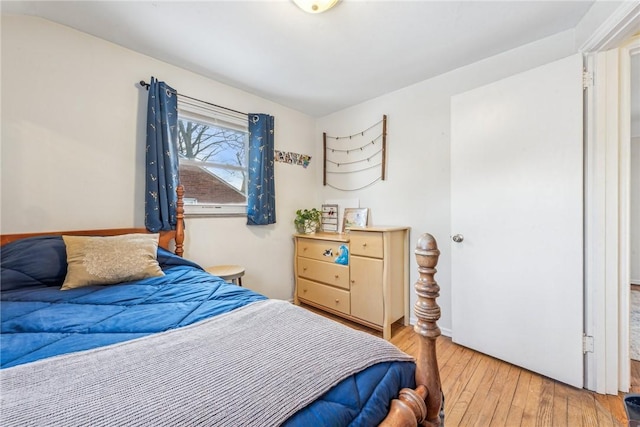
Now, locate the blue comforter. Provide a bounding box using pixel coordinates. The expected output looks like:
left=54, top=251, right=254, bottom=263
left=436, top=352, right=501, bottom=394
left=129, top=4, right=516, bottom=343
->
left=1, top=235, right=415, bottom=426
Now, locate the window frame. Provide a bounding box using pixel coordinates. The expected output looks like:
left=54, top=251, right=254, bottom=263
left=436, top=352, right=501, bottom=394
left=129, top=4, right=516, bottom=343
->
left=176, top=98, right=249, bottom=217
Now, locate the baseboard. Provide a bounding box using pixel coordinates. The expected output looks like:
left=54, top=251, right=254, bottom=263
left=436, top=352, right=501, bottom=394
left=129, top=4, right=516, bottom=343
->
left=409, top=316, right=452, bottom=338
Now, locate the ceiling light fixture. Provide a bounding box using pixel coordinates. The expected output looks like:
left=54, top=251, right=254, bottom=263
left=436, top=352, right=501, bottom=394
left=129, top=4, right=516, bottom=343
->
left=292, top=0, right=339, bottom=14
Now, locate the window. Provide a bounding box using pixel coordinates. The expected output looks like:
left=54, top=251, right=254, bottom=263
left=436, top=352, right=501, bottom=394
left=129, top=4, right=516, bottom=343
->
left=177, top=97, right=248, bottom=216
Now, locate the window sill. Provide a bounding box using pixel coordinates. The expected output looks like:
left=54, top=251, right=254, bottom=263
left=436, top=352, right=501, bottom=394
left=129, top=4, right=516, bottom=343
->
left=184, top=204, right=246, bottom=217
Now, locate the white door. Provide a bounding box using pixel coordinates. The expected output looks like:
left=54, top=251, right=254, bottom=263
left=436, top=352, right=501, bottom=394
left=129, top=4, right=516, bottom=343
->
left=450, top=54, right=584, bottom=388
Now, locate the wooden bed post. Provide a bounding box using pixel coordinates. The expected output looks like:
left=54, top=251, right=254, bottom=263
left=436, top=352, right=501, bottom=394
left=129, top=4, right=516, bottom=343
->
left=413, top=233, right=443, bottom=426
left=380, top=233, right=443, bottom=427
left=175, top=185, right=185, bottom=257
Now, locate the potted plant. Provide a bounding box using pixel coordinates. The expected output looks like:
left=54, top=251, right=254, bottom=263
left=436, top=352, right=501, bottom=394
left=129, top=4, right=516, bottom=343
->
left=295, top=208, right=321, bottom=234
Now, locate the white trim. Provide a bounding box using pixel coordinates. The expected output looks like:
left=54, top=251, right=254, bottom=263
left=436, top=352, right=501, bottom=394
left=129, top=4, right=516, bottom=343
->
left=579, top=2, right=640, bottom=53
left=585, top=34, right=640, bottom=394
left=584, top=52, right=609, bottom=393
left=440, top=326, right=452, bottom=338
left=618, top=35, right=639, bottom=393
left=180, top=157, right=246, bottom=174
left=184, top=204, right=246, bottom=217
left=409, top=315, right=453, bottom=338
left=581, top=0, right=640, bottom=394
left=179, top=107, right=248, bottom=134
left=604, top=47, right=623, bottom=394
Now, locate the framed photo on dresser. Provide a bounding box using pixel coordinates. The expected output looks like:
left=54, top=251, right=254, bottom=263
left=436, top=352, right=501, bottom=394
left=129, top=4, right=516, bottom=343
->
left=342, top=208, right=368, bottom=231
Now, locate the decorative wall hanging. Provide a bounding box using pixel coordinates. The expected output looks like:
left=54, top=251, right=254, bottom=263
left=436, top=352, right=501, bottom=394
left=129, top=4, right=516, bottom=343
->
left=323, top=115, right=387, bottom=191
left=275, top=150, right=311, bottom=168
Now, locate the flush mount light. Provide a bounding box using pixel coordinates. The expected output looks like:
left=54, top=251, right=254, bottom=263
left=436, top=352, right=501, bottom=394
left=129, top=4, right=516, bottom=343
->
left=292, top=0, right=339, bottom=14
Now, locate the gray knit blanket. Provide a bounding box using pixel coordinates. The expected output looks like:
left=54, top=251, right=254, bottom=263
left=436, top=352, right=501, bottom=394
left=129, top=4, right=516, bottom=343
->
left=1, top=299, right=413, bottom=426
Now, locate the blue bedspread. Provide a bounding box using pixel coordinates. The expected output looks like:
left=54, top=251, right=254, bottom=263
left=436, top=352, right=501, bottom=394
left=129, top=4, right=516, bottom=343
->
left=1, top=235, right=415, bottom=426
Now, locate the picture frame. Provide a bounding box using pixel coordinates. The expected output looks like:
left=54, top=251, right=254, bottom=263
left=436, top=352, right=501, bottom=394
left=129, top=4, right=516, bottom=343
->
left=321, top=204, right=339, bottom=233
left=342, top=208, right=369, bottom=231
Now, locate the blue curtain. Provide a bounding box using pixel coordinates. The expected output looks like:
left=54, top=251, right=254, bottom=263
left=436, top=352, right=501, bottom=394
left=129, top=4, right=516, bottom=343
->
left=247, top=114, right=276, bottom=225
left=145, top=77, right=179, bottom=232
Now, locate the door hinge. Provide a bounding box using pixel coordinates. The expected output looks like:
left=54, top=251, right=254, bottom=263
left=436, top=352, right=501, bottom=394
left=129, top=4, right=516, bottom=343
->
left=582, top=71, right=593, bottom=90
left=583, top=334, right=594, bottom=353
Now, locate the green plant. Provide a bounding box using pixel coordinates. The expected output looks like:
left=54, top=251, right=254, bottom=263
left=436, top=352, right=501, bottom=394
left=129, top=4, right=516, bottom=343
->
left=295, top=208, right=321, bottom=234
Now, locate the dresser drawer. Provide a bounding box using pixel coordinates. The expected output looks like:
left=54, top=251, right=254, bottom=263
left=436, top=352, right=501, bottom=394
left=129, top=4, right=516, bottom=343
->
left=297, top=238, right=347, bottom=263
left=298, top=257, right=349, bottom=290
left=297, top=278, right=350, bottom=315
left=349, top=231, right=383, bottom=258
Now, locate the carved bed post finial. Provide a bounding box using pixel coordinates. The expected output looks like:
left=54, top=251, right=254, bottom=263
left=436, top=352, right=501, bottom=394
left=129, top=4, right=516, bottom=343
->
left=413, top=233, right=443, bottom=426
left=175, top=185, right=185, bottom=257
left=379, top=233, right=443, bottom=427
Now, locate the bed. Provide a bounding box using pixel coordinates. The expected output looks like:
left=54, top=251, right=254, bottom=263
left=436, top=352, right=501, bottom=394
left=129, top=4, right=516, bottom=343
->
left=0, top=201, right=443, bottom=426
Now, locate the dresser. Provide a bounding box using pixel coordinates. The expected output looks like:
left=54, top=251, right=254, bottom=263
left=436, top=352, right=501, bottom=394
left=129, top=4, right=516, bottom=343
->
left=294, top=227, right=410, bottom=340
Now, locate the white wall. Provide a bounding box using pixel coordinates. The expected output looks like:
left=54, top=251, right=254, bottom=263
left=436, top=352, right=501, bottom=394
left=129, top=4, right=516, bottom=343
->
left=0, top=15, right=318, bottom=300
left=316, top=30, right=578, bottom=333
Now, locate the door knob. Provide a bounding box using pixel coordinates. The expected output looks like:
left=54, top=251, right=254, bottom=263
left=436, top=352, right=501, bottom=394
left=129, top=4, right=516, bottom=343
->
left=452, top=234, right=464, bottom=243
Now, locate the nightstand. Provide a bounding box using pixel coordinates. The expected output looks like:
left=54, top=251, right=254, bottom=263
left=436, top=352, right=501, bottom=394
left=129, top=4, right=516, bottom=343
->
left=205, top=265, right=245, bottom=286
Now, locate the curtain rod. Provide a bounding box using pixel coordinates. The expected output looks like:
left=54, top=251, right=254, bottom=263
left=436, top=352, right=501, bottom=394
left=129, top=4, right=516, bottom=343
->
left=138, top=80, right=248, bottom=117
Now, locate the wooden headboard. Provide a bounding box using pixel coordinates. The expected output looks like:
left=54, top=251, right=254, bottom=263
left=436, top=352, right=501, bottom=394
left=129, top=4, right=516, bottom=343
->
left=0, top=186, right=185, bottom=256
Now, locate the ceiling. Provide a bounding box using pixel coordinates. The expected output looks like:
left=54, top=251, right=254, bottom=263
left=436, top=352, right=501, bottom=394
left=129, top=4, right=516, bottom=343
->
left=2, top=1, right=596, bottom=117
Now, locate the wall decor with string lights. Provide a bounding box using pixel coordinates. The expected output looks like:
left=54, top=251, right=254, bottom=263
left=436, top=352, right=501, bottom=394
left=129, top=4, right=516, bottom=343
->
left=323, top=115, right=387, bottom=191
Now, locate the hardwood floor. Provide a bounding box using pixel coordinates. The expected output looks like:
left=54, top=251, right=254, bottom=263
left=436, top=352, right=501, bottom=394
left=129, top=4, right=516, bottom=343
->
left=301, top=303, right=629, bottom=426
left=397, top=329, right=627, bottom=426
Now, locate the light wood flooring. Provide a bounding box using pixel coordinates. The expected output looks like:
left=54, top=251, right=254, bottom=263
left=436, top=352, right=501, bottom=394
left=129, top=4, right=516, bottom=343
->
left=301, top=303, right=631, bottom=426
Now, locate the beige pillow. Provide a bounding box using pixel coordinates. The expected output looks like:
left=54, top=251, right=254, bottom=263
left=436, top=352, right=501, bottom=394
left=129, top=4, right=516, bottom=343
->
left=61, top=233, right=164, bottom=290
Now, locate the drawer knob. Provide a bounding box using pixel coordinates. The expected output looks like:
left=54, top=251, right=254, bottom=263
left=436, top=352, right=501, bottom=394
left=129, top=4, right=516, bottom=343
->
left=351, top=279, right=355, bottom=284
left=302, top=247, right=308, bottom=251
left=303, top=267, right=307, bottom=271
left=334, top=274, right=339, bottom=279
left=303, top=289, right=307, bottom=293
left=362, top=243, right=367, bottom=247
left=335, top=299, right=340, bottom=304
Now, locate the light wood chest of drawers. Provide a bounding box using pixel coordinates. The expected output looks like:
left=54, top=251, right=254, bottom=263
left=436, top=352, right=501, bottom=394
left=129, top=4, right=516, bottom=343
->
left=294, top=227, right=410, bottom=340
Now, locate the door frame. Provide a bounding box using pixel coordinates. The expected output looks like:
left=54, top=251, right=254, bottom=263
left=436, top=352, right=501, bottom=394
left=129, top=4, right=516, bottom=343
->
left=582, top=1, right=640, bottom=394
left=618, top=35, right=639, bottom=393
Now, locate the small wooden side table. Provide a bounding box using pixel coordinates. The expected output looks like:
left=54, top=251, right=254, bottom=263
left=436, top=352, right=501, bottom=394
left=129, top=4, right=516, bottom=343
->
left=205, top=264, right=245, bottom=286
